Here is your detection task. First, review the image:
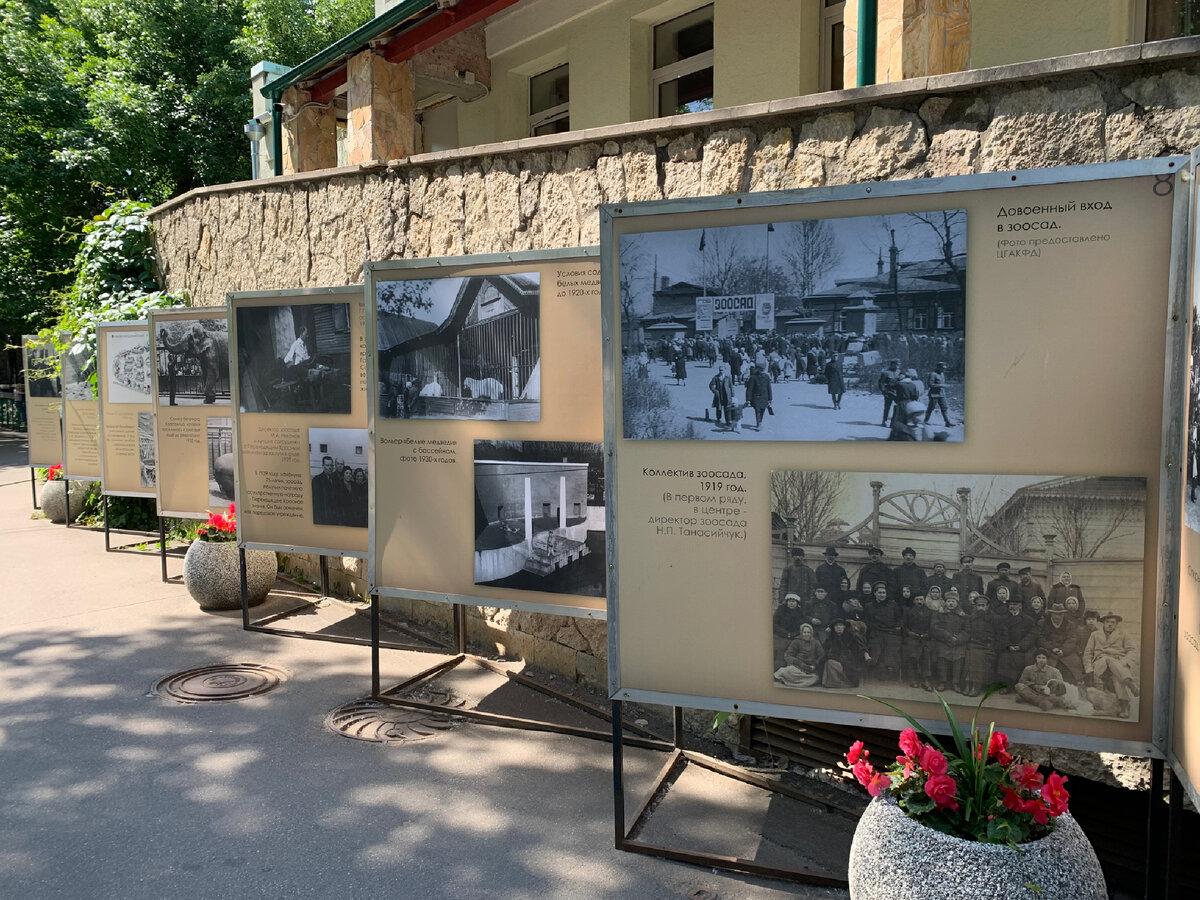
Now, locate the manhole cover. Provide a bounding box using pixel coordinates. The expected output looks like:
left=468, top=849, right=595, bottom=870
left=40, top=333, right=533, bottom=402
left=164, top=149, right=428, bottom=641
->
left=326, top=687, right=466, bottom=743
left=154, top=663, right=288, bottom=703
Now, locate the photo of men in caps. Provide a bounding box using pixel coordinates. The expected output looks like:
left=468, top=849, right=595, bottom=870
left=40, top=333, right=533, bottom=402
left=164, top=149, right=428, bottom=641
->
left=1015, top=649, right=1068, bottom=711
left=927, top=560, right=953, bottom=596
left=952, top=554, right=983, bottom=600
left=878, top=358, right=902, bottom=426
left=1016, top=565, right=1046, bottom=609
left=856, top=545, right=893, bottom=595
left=777, top=546, right=815, bottom=604
left=815, top=545, right=848, bottom=596
left=986, top=562, right=1019, bottom=608
left=924, top=361, right=955, bottom=426
left=893, top=547, right=927, bottom=602
left=1084, top=612, right=1138, bottom=718
left=1037, top=599, right=1084, bottom=684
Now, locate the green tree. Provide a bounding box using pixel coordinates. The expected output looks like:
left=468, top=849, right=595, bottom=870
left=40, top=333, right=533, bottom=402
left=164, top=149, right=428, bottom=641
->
left=236, top=0, right=374, bottom=66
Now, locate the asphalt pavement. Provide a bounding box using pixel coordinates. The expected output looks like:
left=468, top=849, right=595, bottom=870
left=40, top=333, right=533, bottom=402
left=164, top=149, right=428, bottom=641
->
left=0, top=428, right=851, bottom=900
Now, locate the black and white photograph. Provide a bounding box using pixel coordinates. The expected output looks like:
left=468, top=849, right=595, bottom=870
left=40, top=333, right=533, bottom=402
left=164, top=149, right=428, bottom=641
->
left=377, top=273, right=541, bottom=422
left=137, top=412, right=156, bottom=488
left=105, top=330, right=152, bottom=404
left=308, top=427, right=368, bottom=528
left=62, top=346, right=95, bottom=401
left=24, top=343, right=60, bottom=398
left=473, top=440, right=604, bottom=597
left=1187, top=308, right=1200, bottom=533
left=619, top=210, right=966, bottom=441
left=206, top=417, right=234, bottom=508
left=156, top=318, right=230, bottom=406
left=236, top=303, right=353, bottom=415
left=769, top=471, right=1146, bottom=721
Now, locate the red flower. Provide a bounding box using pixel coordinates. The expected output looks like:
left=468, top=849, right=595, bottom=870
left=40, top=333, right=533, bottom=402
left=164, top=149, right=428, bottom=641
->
left=988, top=731, right=1012, bottom=766
left=852, top=758, right=876, bottom=788
left=1000, top=786, right=1025, bottom=813
left=919, top=746, right=949, bottom=776
left=846, top=741, right=868, bottom=765
left=898, top=728, right=922, bottom=758
left=1042, top=772, right=1070, bottom=817
left=46, top=464, right=62, bottom=482
left=1011, top=763, right=1044, bottom=793
left=924, top=773, right=959, bottom=810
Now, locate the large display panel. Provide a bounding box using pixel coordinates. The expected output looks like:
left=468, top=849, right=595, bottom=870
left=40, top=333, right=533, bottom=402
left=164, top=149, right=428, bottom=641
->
left=229, top=286, right=367, bottom=556
left=96, top=321, right=155, bottom=497
left=604, top=159, right=1187, bottom=755
left=367, top=249, right=605, bottom=617
left=148, top=307, right=232, bottom=518
left=22, top=335, right=62, bottom=468
left=1173, top=154, right=1200, bottom=810
left=61, top=335, right=102, bottom=481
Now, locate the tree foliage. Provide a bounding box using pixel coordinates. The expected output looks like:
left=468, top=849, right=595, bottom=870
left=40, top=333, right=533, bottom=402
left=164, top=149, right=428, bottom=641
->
left=236, top=0, right=373, bottom=67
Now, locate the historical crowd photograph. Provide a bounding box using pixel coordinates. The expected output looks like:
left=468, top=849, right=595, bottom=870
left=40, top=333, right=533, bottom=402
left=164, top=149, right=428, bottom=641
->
left=1188, top=306, right=1200, bottom=533
left=105, top=330, right=152, bottom=404
left=24, top=343, right=60, bottom=398
left=620, top=209, right=966, bottom=442
left=769, top=470, right=1147, bottom=721
left=156, top=318, right=230, bottom=406
left=236, top=303, right=353, bottom=415
left=137, top=412, right=156, bottom=488
left=473, top=440, right=604, bottom=597
left=206, top=417, right=234, bottom=508
left=62, top=346, right=95, bottom=401
left=377, top=273, right=541, bottom=422
left=309, top=427, right=368, bottom=528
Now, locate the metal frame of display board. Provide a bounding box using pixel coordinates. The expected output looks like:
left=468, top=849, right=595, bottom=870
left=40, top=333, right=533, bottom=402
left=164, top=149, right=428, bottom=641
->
left=227, top=286, right=436, bottom=653
left=22, top=334, right=61, bottom=511
left=365, top=247, right=662, bottom=743
left=601, top=157, right=1192, bottom=885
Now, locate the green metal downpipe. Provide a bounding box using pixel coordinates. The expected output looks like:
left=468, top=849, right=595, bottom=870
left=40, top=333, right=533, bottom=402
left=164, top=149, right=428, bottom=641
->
left=857, top=0, right=877, bottom=88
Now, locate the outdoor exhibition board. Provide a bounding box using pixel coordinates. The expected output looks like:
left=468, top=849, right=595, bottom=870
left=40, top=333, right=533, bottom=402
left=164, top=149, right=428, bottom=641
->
left=228, top=286, right=367, bottom=556
left=22, top=334, right=62, bottom=468
left=367, top=249, right=605, bottom=617
left=148, top=306, right=232, bottom=518
left=96, top=321, right=156, bottom=498
left=60, top=333, right=102, bottom=482
left=603, top=158, right=1188, bottom=756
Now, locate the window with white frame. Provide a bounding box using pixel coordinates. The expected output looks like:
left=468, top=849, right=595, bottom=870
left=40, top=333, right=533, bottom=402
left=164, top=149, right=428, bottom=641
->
left=821, top=0, right=845, bottom=92
left=937, top=307, right=956, bottom=330
left=652, top=5, right=714, bottom=116
left=911, top=309, right=929, bottom=331
left=529, top=63, right=569, bottom=136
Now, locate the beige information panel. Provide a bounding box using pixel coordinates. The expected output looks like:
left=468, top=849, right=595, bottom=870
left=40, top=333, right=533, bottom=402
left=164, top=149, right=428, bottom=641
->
left=368, top=250, right=605, bottom=616
left=1174, top=164, right=1200, bottom=807
left=605, top=162, right=1185, bottom=754
left=61, top=335, right=101, bottom=481
left=96, top=321, right=155, bottom=497
left=148, top=307, right=232, bottom=518
left=22, top=335, right=62, bottom=468
left=229, top=287, right=368, bottom=555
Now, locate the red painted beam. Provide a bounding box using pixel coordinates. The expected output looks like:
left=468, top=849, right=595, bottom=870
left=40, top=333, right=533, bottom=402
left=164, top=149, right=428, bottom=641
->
left=382, top=0, right=521, bottom=64
left=309, top=67, right=349, bottom=105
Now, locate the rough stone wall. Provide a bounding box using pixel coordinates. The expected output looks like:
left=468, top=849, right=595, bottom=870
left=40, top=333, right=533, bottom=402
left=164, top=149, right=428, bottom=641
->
left=150, top=43, right=1200, bottom=688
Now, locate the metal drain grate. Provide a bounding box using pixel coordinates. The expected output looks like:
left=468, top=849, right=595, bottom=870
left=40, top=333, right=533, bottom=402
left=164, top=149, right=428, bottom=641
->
left=326, top=687, right=465, bottom=743
left=154, top=663, right=288, bottom=703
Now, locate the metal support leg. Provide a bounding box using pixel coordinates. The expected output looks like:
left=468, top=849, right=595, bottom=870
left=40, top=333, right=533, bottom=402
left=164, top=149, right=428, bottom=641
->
left=103, top=495, right=110, bottom=551
left=239, top=547, right=250, bottom=630
left=159, top=516, right=168, bottom=583
left=612, top=699, right=626, bottom=846
left=1166, top=769, right=1184, bottom=900
left=453, top=603, right=467, bottom=655
left=319, top=554, right=329, bottom=597
left=1146, top=757, right=1166, bottom=900
left=371, top=594, right=380, bottom=697
left=31, top=468, right=39, bottom=509
left=673, top=706, right=685, bottom=750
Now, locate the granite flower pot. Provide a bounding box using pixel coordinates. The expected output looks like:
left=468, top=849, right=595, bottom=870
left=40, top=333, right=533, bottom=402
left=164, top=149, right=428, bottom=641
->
left=183, top=540, right=276, bottom=611
left=848, top=797, right=1106, bottom=900
left=41, top=479, right=87, bottom=523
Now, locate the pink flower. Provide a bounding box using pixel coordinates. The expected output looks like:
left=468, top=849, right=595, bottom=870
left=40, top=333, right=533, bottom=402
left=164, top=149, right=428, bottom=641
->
left=898, top=728, right=922, bottom=758
left=1042, top=772, right=1070, bottom=817
left=866, top=771, right=891, bottom=797
left=846, top=740, right=868, bottom=765
left=1011, top=763, right=1044, bottom=793
left=919, top=746, right=949, bottom=776
left=924, top=773, right=958, bottom=810
left=852, top=758, right=876, bottom=788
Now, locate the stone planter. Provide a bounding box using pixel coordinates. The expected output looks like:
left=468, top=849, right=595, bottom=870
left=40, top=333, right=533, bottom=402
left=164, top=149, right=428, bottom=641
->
left=183, top=540, right=277, bottom=611
left=849, top=797, right=1106, bottom=900
left=41, top=479, right=87, bottom=523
